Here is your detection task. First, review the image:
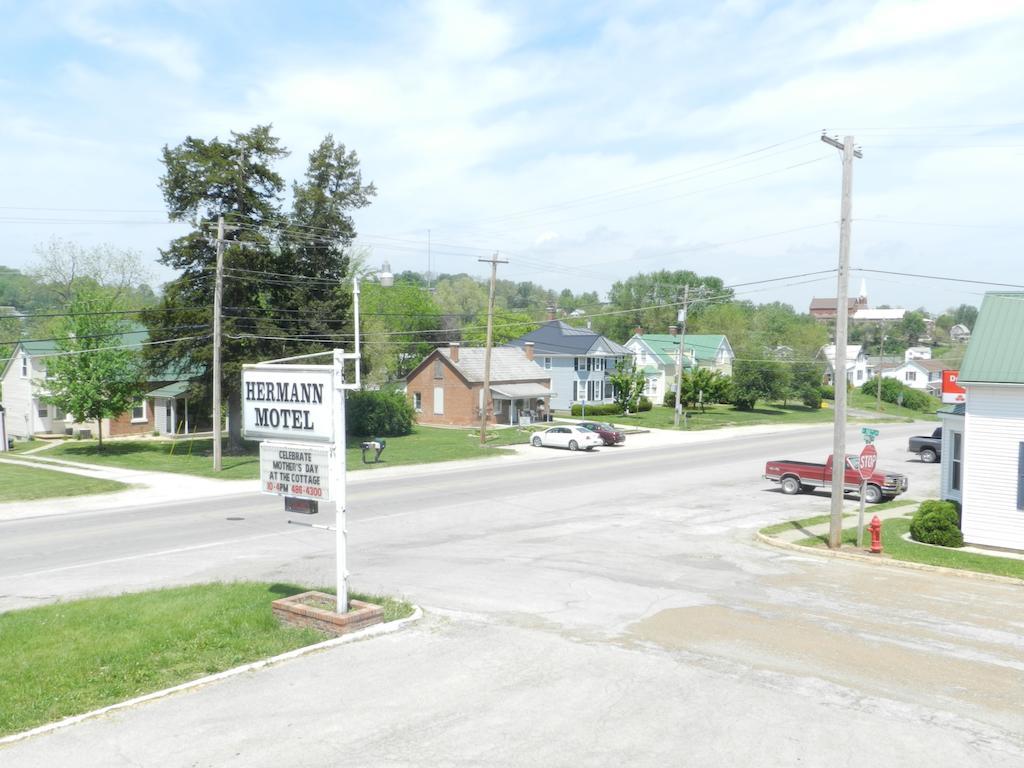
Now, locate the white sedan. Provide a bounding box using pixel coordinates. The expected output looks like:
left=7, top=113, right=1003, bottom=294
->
left=531, top=425, right=603, bottom=451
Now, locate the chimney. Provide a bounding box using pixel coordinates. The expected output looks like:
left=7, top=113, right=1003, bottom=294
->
left=546, top=306, right=557, bottom=321
left=668, top=325, right=679, bottom=336
left=449, top=342, right=459, bottom=362
left=523, top=341, right=535, bottom=361
left=634, top=326, right=643, bottom=337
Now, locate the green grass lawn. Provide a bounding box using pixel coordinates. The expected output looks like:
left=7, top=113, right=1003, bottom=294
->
left=759, top=499, right=915, bottom=536
left=41, top=425, right=541, bottom=479
left=6, top=439, right=48, bottom=454
left=848, top=391, right=940, bottom=421
left=0, top=462, right=129, bottom=502
left=597, top=403, right=834, bottom=431
left=794, top=516, right=1024, bottom=581
left=0, top=582, right=414, bottom=737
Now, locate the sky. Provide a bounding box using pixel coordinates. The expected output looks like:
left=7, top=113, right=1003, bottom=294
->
left=1, top=0, right=1023, bottom=315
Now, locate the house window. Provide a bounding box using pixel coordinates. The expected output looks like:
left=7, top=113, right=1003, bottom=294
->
left=413, top=392, right=422, bottom=412
left=951, top=432, right=963, bottom=492
left=37, top=406, right=48, bottom=418
left=131, top=401, right=147, bottom=423
left=544, top=357, right=551, bottom=370
left=433, top=387, right=444, bottom=415
left=54, top=407, right=65, bottom=420
left=574, top=357, right=582, bottom=371
left=433, top=360, right=444, bottom=379
left=856, top=370, right=864, bottom=381
left=21, top=354, right=28, bottom=378
left=906, top=371, right=917, bottom=382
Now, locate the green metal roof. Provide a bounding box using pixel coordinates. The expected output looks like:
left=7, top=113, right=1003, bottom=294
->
left=630, top=334, right=727, bottom=364
left=958, top=292, right=1024, bottom=384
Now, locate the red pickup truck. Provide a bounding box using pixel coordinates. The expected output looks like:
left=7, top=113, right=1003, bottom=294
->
left=763, top=454, right=909, bottom=503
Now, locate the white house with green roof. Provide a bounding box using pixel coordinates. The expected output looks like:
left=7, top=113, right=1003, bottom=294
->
left=1, top=331, right=202, bottom=440
left=950, top=291, right=1024, bottom=551
left=624, top=331, right=734, bottom=404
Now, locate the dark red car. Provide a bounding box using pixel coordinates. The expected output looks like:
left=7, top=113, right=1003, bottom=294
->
left=578, top=421, right=625, bottom=446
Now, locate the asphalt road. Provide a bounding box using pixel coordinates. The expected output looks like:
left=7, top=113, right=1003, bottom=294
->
left=3, top=421, right=1023, bottom=767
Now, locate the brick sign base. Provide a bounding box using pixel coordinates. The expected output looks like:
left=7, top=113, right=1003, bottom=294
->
left=271, top=591, right=384, bottom=637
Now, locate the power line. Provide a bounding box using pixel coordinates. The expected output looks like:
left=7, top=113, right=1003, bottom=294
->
left=852, top=268, right=1024, bottom=289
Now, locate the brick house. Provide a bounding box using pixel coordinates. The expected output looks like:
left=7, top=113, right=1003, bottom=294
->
left=405, top=343, right=554, bottom=427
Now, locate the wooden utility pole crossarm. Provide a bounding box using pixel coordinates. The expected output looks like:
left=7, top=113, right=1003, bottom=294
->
left=478, top=252, right=509, bottom=445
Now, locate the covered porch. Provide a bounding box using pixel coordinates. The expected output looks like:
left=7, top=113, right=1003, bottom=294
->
left=146, top=381, right=201, bottom=436
left=490, top=383, right=555, bottom=426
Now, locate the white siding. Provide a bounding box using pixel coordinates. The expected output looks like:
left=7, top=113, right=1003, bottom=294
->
left=961, top=384, right=1024, bottom=550
left=1, top=351, right=42, bottom=438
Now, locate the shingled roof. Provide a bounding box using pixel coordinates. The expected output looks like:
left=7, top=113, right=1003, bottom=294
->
left=504, top=320, right=630, bottom=356
left=436, top=347, right=548, bottom=382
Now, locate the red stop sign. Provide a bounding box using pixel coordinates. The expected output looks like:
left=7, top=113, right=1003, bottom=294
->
left=859, top=444, right=877, bottom=480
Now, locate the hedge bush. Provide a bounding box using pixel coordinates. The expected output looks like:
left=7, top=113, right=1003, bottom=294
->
left=909, top=500, right=964, bottom=547
left=570, top=403, right=624, bottom=417
left=820, top=385, right=835, bottom=400
left=347, top=389, right=416, bottom=437
left=861, top=378, right=932, bottom=411
left=637, top=396, right=652, bottom=412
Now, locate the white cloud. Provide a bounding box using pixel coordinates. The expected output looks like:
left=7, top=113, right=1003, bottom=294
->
left=61, top=0, right=202, bottom=80
left=822, top=0, right=1024, bottom=56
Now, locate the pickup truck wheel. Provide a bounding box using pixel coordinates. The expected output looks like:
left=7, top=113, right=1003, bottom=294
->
left=920, top=448, right=938, bottom=463
left=864, top=484, right=883, bottom=504
left=568, top=440, right=579, bottom=451
left=780, top=476, right=801, bottom=495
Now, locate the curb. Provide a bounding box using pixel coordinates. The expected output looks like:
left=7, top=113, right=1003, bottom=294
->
left=756, top=532, right=1024, bottom=587
left=0, top=605, right=423, bottom=747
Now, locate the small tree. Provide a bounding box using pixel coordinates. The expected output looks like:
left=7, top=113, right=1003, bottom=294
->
left=730, top=359, right=789, bottom=410
left=43, top=290, right=145, bottom=449
left=608, top=359, right=646, bottom=412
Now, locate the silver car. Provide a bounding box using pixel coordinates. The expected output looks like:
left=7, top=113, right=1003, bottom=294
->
left=531, top=425, right=603, bottom=451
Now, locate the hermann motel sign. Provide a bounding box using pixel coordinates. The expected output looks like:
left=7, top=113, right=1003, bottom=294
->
left=242, top=351, right=359, bottom=612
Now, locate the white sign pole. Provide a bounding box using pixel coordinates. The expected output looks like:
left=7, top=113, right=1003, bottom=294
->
left=333, top=348, right=348, bottom=614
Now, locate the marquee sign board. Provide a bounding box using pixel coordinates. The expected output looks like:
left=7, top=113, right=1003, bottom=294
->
left=242, top=365, right=334, bottom=443
left=941, top=369, right=966, bottom=405
left=260, top=442, right=333, bottom=502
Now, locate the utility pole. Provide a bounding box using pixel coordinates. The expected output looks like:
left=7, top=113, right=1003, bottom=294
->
left=479, top=251, right=508, bottom=445
left=821, top=133, right=862, bottom=549
left=212, top=215, right=226, bottom=472
left=673, top=284, right=690, bottom=428
left=876, top=331, right=886, bottom=412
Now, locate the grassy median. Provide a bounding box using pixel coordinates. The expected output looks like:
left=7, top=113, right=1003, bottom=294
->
left=0, top=582, right=414, bottom=737
left=794, top=517, right=1024, bottom=581
left=0, top=462, right=128, bottom=502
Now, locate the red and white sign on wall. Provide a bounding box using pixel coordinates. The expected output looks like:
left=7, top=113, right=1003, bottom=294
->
left=941, top=370, right=966, bottom=404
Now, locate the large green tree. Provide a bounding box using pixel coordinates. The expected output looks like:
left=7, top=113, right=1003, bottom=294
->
left=594, top=270, right=730, bottom=342
left=42, top=288, right=145, bottom=448
left=144, top=127, right=375, bottom=452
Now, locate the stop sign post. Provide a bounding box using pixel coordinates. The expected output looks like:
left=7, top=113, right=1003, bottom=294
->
left=856, top=442, right=878, bottom=547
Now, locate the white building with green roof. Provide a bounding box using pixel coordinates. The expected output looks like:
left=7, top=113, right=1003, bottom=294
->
left=952, top=291, right=1024, bottom=551
left=1, top=330, right=202, bottom=441
left=624, top=331, right=734, bottom=405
